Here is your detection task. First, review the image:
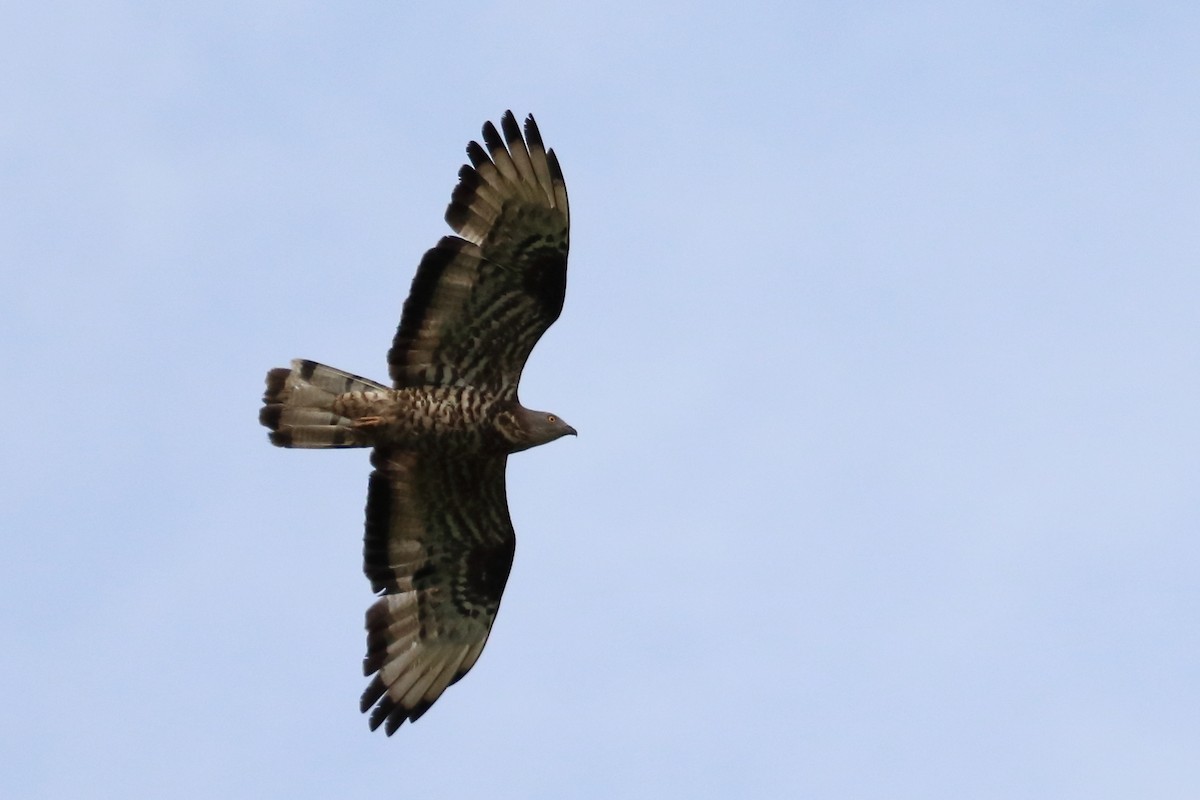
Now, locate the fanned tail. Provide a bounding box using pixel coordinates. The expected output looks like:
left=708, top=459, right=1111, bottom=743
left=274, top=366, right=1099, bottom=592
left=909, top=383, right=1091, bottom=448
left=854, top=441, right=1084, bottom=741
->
left=259, top=359, right=387, bottom=448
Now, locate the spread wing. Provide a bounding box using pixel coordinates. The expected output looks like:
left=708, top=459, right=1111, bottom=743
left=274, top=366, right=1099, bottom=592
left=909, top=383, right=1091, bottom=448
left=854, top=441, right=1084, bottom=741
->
left=388, top=111, right=570, bottom=397
left=359, top=449, right=516, bottom=734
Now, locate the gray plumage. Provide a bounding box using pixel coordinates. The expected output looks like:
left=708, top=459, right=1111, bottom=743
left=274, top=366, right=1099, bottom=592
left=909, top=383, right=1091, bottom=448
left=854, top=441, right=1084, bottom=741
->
left=260, top=112, right=573, bottom=735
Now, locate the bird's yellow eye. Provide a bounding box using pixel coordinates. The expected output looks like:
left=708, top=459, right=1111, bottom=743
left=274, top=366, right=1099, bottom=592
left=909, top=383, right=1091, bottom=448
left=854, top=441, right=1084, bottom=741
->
left=547, top=415, right=557, bottom=423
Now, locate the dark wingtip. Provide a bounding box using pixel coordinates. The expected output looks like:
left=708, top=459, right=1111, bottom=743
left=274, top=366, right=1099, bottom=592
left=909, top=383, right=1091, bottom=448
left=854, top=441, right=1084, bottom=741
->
left=362, top=677, right=430, bottom=735
left=524, top=113, right=543, bottom=149
left=367, top=702, right=390, bottom=732
left=547, top=149, right=564, bottom=185
left=500, top=110, right=522, bottom=147
left=407, top=698, right=434, bottom=723
left=384, top=708, right=408, bottom=736
left=360, top=675, right=386, bottom=714
left=481, top=119, right=504, bottom=154
left=465, top=139, right=490, bottom=169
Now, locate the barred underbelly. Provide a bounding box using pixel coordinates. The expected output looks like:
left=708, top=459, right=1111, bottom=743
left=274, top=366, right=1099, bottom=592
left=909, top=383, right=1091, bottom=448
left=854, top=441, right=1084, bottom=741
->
left=332, top=386, right=496, bottom=450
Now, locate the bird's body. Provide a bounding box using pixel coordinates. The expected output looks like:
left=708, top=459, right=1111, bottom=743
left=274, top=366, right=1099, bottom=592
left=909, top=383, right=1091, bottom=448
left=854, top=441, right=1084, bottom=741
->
left=265, top=367, right=507, bottom=451
left=259, top=112, right=573, bottom=734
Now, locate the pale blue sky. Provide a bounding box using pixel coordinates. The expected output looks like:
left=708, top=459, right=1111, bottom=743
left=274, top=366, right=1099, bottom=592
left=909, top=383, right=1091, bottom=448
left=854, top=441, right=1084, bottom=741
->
left=3, top=2, right=1199, bottom=798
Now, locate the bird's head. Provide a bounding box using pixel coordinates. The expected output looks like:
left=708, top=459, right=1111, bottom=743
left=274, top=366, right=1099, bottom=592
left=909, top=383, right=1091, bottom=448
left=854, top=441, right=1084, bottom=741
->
left=505, top=406, right=576, bottom=452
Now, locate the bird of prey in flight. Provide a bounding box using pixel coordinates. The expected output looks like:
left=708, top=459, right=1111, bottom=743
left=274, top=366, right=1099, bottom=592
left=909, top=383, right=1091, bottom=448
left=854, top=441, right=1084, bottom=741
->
left=260, top=111, right=573, bottom=734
